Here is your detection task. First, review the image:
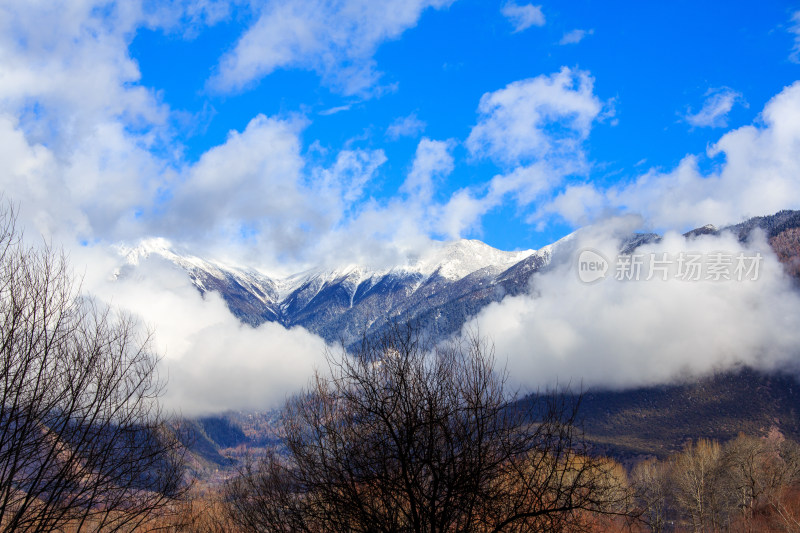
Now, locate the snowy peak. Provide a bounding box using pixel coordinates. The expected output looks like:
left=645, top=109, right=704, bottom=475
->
left=119, top=237, right=536, bottom=291
left=112, top=236, right=553, bottom=341
left=117, top=238, right=229, bottom=279
left=108, top=210, right=800, bottom=346
left=404, top=239, right=535, bottom=280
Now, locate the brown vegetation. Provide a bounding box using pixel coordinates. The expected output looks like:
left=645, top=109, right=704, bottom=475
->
left=770, top=227, right=800, bottom=280
left=224, top=325, right=630, bottom=532
left=628, top=432, right=800, bottom=532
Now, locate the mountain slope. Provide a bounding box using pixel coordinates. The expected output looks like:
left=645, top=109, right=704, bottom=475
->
left=188, top=366, right=800, bottom=471
left=577, top=367, right=800, bottom=461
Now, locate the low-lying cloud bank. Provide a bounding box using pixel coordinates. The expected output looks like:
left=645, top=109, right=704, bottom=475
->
left=74, top=215, right=800, bottom=415
left=76, top=248, right=328, bottom=416
left=466, top=217, right=800, bottom=392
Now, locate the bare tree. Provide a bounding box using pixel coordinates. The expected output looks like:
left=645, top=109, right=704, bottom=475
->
left=669, top=438, right=735, bottom=533
left=0, top=206, right=186, bottom=532
left=722, top=433, right=780, bottom=531
left=226, top=323, right=629, bottom=532
left=631, top=458, right=670, bottom=533
left=769, top=437, right=800, bottom=532
left=736, top=433, right=800, bottom=532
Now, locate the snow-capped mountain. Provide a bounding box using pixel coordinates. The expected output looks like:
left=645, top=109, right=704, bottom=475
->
left=114, top=209, right=800, bottom=346
left=115, top=237, right=557, bottom=345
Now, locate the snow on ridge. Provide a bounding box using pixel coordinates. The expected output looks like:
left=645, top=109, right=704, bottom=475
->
left=114, top=237, right=544, bottom=300
left=115, top=238, right=284, bottom=302
left=117, top=238, right=232, bottom=281
left=116, top=237, right=174, bottom=266
left=288, top=239, right=537, bottom=288
left=400, top=239, right=535, bottom=280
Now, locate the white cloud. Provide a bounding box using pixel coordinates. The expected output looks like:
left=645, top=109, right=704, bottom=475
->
left=210, top=0, right=455, bottom=96
left=77, top=247, right=330, bottom=416
left=147, top=66, right=608, bottom=270
left=501, top=2, right=545, bottom=33
left=789, top=10, right=800, bottom=63
left=685, top=88, right=745, bottom=128
left=166, top=0, right=233, bottom=30
left=0, top=1, right=175, bottom=150
left=0, top=1, right=211, bottom=245
left=319, top=104, right=352, bottom=116
left=607, top=82, right=800, bottom=229
left=401, top=138, right=454, bottom=202
left=5, top=0, right=800, bottom=407
left=386, top=113, right=426, bottom=139
left=466, top=67, right=604, bottom=165
left=540, top=183, right=605, bottom=226
left=0, top=7, right=345, bottom=417
left=0, top=0, right=609, bottom=274
left=0, top=109, right=172, bottom=245
left=313, top=147, right=388, bottom=208
left=466, top=221, right=800, bottom=392
left=160, top=115, right=389, bottom=271
left=436, top=189, right=492, bottom=239
left=559, top=28, right=592, bottom=45
left=164, top=115, right=311, bottom=253
left=538, top=81, right=800, bottom=232
left=454, top=68, right=607, bottom=229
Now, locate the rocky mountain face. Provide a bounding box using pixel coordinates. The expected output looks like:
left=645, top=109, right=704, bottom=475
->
left=117, top=210, right=800, bottom=346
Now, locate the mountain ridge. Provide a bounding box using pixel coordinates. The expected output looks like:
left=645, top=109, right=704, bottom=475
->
left=115, top=237, right=555, bottom=344
left=114, top=210, right=800, bottom=345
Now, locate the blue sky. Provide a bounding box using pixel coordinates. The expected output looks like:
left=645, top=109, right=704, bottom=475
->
left=1, top=1, right=800, bottom=271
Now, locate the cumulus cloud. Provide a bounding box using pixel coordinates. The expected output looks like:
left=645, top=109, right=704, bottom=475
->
left=540, top=183, right=606, bottom=226
left=155, top=123, right=438, bottom=271
left=162, top=66, right=607, bottom=268
left=76, top=247, right=329, bottom=416
left=313, top=147, right=388, bottom=211
left=210, top=0, right=456, bottom=96
left=558, top=28, right=593, bottom=45
left=467, top=68, right=603, bottom=165
left=147, top=67, right=604, bottom=271
left=299, top=140, right=456, bottom=267
left=611, top=82, right=800, bottom=229
left=378, top=69, right=608, bottom=244
left=0, top=1, right=167, bottom=142
left=466, top=220, right=800, bottom=392
left=541, top=81, right=800, bottom=232
left=0, top=5, right=339, bottom=416
left=162, top=115, right=314, bottom=259
left=0, top=1, right=177, bottom=242
left=501, top=2, right=545, bottom=33
left=435, top=189, right=492, bottom=239
left=0, top=110, right=173, bottom=245
left=0, top=115, right=80, bottom=238
left=0, top=0, right=464, bottom=272
left=451, top=68, right=607, bottom=233
left=684, top=88, right=746, bottom=128
left=0, top=0, right=610, bottom=274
